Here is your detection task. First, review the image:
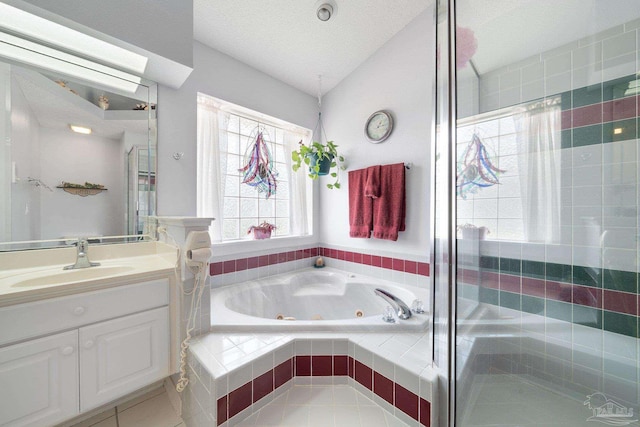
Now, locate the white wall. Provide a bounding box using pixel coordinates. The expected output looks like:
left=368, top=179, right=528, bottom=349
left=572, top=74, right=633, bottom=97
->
left=157, top=42, right=319, bottom=236
left=38, top=128, right=125, bottom=239
left=10, top=71, right=41, bottom=241
left=319, top=10, right=434, bottom=260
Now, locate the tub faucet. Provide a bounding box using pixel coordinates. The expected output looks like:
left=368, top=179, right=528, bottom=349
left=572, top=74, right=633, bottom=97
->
left=64, top=238, right=100, bottom=270
left=374, top=288, right=412, bottom=320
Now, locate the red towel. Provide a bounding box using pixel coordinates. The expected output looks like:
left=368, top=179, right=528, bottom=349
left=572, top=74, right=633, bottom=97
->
left=348, top=167, right=374, bottom=238
left=364, top=165, right=380, bottom=198
left=372, top=163, right=406, bottom=241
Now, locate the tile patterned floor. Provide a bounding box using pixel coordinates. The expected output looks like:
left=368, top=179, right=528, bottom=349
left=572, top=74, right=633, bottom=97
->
left=459, top=374, right=640, bottom=427
left=67, top=387, right=184, bottom=427
left=234, top=384, right=410, bottom=427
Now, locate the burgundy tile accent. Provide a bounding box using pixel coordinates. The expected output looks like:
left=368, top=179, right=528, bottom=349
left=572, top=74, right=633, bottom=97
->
left=211, top=262, right=223, bottom=276
left=459, top=268, right=479, bottom=284
left=395, top=383, right=419, bottom=421
left=333, top=355, right=348, bottom=376
left=573, top=285, right=602, bottom=309
left=500, top=274, right=521, bottom=293
left=216, top=395, right=228, bottom=425
left=268, top=253, right=278, bottom=265
left=274, top=359, right=293, bottom=388
left=287, top=251, right=296, bottom=262
left=223, top=260, right=236, bottom=274
left=252, top=370, right=274, bottom=403
left=348, top=356, right=355, bottom=378
left=373, top=372, right=394, bottom=405
left=355, top=360, right=372, bottom=390
left=603, top=96, right=637, bottom=122
left=337, top=250, right=345, bottom=260
left=604, top=289, right=637, bottom=315
left=392, top=258, right=405, bottom=272
left=295, top=355, right=311, bottom=376
left=481, top=271, right=500, bottom=290
left=353, top=252, right=363, bottom=264
left=228, top=382, right=252, bottom=419
left=381, top=257, right=393, bottom=269
left=296, top=249, right=305, bottom=260
left=236, top=258, right=248, bottom=271
left=417, top=262, right=429, bottom=276
left=572, top=103, right=602, bottom=128
left=546, top=280, right=571, bottom=303
left=372, top=256, right=382, bottom=267
left=363, top=254, right=372, bottom=265
left=247, top=256, right=259, bottom=269
left=312, top=355, right=332, bottom=376
left=419, top=397, right=431, bottom=426
left=521, top=277, right=545, bottom=298
left=311, top=247, right=319, bottom=257
left=561, top=109, right=572, bottom=130
left=405, top=260, right=418, bottom=274
left=259, top=255, right=269, bottom=267
left=278, top=252, right=288, bottom=263
left=346, top=251, right=355, bottom=262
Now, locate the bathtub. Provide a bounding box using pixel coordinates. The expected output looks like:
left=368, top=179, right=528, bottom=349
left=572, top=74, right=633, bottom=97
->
left=210, top=267, right=430, bottom=331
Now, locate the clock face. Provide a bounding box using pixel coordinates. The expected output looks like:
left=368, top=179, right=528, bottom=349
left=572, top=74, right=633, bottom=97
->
left=365, top=111, right=392, bottom=143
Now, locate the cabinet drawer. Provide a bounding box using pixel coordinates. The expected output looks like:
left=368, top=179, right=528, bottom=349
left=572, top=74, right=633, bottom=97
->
left=0, top=278, right=169, bottom=347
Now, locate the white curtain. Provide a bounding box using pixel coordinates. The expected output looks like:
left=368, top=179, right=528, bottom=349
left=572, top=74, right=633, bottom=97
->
left=515, top=99, right=562, bottom=243
left=286, top=130, right=312, bottom=236
left=197, top=96, right=228, bottom=242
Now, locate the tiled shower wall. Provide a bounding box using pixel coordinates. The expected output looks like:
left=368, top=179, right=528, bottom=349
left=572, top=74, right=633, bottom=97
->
left=477, top=18, right=640, bottom=113
left=457, top=16, right=640, bottom=339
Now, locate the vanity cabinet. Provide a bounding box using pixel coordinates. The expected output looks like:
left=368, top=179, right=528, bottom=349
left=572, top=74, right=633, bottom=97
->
left=0, top=278, right=170, bottom=426
left=0, top=331, right=79, bottom=427
left=80, top=306, right=169, bottom=411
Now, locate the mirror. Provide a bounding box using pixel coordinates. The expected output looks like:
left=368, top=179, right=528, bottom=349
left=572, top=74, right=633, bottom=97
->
left=0, top=54, right=157, bottom=251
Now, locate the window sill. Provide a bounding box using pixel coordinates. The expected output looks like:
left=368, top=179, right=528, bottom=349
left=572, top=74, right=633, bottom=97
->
left=211, top=234, right=317, bottom=259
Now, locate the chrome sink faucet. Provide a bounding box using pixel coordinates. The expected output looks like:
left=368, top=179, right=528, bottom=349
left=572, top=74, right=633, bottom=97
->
left=374, top=288, right=412, bottom=320
left=64, top=238, right=100, bottom=270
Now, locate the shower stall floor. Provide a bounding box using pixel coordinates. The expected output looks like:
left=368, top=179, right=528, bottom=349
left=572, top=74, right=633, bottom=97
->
left=460, top=374, right=639, bottom=427
left=233, top=383, right=410, bottom=427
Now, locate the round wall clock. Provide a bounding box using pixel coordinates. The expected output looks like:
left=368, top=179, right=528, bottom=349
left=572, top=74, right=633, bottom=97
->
left=364, top=110, right=393, bottom=143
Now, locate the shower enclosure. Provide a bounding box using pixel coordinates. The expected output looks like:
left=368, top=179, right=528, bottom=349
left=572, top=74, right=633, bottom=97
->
left=435, top=0, right=640, bottom=425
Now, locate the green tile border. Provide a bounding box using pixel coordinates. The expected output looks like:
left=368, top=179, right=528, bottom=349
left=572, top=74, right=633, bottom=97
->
left=603, top=310, right=638, bottom=338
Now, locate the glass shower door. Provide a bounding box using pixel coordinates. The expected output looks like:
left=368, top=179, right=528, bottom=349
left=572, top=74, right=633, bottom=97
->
left=452, top=1, right=640, bottom=426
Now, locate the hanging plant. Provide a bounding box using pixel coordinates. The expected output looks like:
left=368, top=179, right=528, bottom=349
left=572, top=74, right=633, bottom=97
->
left=291, top=140, right=344, bottom=189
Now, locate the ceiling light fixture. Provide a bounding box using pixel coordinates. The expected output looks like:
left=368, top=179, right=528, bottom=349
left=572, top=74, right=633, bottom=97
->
left=0, top=31, right=142, bottom=93
left=69, top=125, right=92, bottom=135
left=0, top=3, right=148, bottom=74
left=316, top=1, right=337, bottom=22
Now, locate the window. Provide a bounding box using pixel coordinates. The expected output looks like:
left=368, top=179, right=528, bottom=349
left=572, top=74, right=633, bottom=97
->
left=197, top=94, right=312, bottom=242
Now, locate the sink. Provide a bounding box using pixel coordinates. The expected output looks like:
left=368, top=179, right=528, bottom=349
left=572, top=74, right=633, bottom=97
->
left=10, top=265, right=136, bottom=288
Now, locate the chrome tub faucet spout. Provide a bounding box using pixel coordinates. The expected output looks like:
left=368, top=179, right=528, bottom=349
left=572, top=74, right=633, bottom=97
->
left=64, top=238, right=100, bottom=270
left=374, top=288, right=412, bottom=320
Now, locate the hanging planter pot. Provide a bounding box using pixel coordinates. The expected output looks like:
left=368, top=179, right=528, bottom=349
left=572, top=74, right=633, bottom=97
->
left=308, top=153, right=334, bottom=176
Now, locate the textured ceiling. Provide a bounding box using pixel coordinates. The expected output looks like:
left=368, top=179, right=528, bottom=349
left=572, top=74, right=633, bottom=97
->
left=193, top=0, right=432, bottom=96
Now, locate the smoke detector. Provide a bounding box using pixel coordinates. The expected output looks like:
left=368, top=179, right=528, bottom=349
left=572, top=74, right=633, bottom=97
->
left=316, top=1, right=337, bottom=22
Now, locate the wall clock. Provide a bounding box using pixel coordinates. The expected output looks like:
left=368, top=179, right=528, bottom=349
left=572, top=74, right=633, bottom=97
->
left=364, top=110, right=393, bottom=143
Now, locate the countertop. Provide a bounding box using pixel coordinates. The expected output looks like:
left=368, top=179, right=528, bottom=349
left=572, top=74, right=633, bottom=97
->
left=0, top=241, right=177, bottom=307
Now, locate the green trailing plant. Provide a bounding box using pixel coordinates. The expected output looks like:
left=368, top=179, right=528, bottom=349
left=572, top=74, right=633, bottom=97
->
left=291, top=140, right=345, bottom=189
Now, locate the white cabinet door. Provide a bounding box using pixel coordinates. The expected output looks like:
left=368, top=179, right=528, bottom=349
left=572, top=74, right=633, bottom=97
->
left=79, top=307, right=169, bottom=411
left=0, top=331, right=78, bottom=427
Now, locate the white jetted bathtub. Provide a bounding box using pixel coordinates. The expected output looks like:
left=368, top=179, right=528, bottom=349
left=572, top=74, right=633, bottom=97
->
left=210, top=268, right=430, bottom=331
